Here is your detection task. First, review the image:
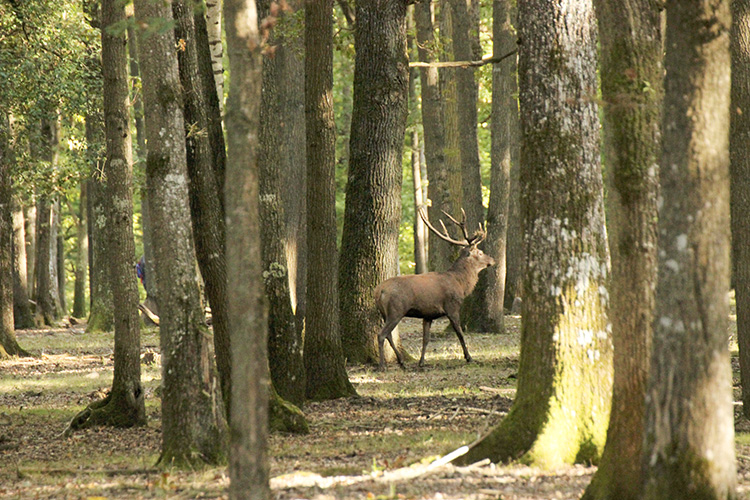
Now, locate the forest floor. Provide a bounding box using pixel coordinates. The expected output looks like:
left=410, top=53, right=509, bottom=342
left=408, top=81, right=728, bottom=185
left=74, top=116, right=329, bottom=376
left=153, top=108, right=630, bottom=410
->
left=2, top=315, right=750, bottom=499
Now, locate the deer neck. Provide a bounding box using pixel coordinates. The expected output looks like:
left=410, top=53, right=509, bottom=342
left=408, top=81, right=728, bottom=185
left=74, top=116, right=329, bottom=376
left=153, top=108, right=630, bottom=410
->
left=447, top=257, right=480, bottom=297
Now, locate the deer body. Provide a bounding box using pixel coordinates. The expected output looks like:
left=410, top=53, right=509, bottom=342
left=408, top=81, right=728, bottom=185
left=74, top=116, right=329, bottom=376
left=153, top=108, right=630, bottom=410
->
left=375, top=210, right=495, bottom=369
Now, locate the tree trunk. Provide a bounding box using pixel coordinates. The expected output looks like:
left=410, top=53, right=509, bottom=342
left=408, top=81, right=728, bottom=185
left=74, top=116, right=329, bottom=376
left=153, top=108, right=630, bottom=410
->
left=85, top=114, right=114, bottom=333
left=581, top=1, right=662, bottom=499
left=35, top=117, right=62, bottom=325
left=339, top=0, right=410, bottom=366
left=66, top=0, right=146, bottom=430
left=12, top=199, right=34, bottom=329
left=467, top=0, right=514, bottom=334
left=436, top=4, right=463, bottom=272
left=25, top=204, right=36, bottom=298
left=257, top=0, right=306, bottom=407
left=56, top=201, right=65, bottom=315
left=173, top=0, right=233, bottom=415
left=731, top=0, right=750, bottom=423
left=0, top=112, right=29, bottom=358
left=303, top=0, right=358, bottom=400
left=642, top=1, right=736, bottom=498
left=224, top=0, right=270, bottom=496
left=455, top=0, right=612, bottom=467
left=72, top=183, right=88, bottom=319
left=134, top=0, right=228, bottom=466
left=414, top=0, right=449, bottom=273
left=204, top=0, right=224, bottom=112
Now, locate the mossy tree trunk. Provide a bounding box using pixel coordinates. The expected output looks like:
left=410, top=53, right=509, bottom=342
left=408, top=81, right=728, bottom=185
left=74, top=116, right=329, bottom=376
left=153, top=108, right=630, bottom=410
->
left=224, top=0, right=270, bottom=495
left=85, top=114, right=114, bottom=334
left=731, top=0, right=750, bottom=422
left=304, top=0, right=357, bottom=400
left=67, top=0, right=146, bottom=430
left=581, top=1, right=662, bottom=498
left=134, top=0, right=227, bottom=467
left=339, top=0, right=410, bottom=366
left=455, top=0, right=612, bottom=468
left=642, top=1, right=736, bottom=498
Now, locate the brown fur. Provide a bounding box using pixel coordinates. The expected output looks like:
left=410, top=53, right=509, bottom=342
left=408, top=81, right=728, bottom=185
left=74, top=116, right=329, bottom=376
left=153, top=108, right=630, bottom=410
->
left=374, top=246, right=495, bottom=369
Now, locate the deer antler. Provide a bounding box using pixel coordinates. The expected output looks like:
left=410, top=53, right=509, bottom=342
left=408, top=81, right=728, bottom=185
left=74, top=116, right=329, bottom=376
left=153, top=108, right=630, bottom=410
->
left=419, top=206, right=482, bottom=247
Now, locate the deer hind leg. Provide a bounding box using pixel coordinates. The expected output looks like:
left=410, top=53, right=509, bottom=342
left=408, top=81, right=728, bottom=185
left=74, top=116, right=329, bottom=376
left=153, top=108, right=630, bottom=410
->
left=447, top=314, right=472, bottom=363
left=377, top=318, right=404, bottom=370
left=419, top=319, right=433, bottom=367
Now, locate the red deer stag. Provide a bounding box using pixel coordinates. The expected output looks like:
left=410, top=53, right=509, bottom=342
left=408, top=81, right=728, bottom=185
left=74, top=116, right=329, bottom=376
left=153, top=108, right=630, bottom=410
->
left=374, top=208, right=495, bottom=370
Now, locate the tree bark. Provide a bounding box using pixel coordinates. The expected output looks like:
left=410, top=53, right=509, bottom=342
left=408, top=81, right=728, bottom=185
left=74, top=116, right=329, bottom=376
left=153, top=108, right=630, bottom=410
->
left=72, top=182, right=88, bottom=319
left=731, top=0, right=750, bottom=422
left=339, top=0, right=410, bottom=365
left=642, top=1, right=736, bottom=498
left=134, top=0, right=228, bottom=467
left=304, top=0, right=358, bottom=400
left=224, top=0, right=270, bottom=496
left=66, top=0, right=146, bottom=430
left=173, top=0, right=233, bottom=415
left=455, top=0, right=612, bottom=467
left=467, top=0, right=514, bottom=334
left=414, top=0, right=449, bottom=273
left=0, top=112, right=29, bottom=358
left=258, top=0, right=307, bottom=407
left=85, top=114, right=114, bottom=333
left=12, top=198, right=34, bottom=329
left=581, top=1, right=662, bottom=499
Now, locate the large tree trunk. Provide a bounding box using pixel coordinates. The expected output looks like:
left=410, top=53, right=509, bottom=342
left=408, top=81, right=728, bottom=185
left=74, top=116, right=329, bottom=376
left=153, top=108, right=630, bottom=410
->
left=134, top=0, right=227, bottom=467
left=456, top=0, right=612, bottom=467
left=339, top=0, right=410, bottom=365
left=581, top=1, right=662, bottom=499
left=642, top=1, right=736, bottom=498
left=731, top=0, right=750, bottom=422
left=224, top=0, right=270, bottom=495
left=414, top=0, right=450, bottom=273
left=258, top=0, right=306, bottom=407
left=85, top=114, right=114, bottom=333
left=303, top=0, right=357, bottom=400
left=66, top=0, right=146, bottom=430
left=0, top=112, right=29, bottom=358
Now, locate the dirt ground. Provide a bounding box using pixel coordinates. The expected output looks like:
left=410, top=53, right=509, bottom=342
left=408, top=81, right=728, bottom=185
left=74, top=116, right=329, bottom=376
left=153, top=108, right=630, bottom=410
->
left=1, top=318, right=750, bottom=499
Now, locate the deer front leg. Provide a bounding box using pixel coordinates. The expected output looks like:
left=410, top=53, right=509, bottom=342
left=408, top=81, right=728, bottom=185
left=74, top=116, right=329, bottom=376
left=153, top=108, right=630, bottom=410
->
left=447, top=314, right=472, bottom=363
left=419, top=319, right=433, bottom=367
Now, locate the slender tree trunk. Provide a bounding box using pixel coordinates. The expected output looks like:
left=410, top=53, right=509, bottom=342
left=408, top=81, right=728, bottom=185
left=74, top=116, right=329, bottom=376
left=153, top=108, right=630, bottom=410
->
left=134, top=0, right=228, bottom=466
left=257, top=0, right=306, bottom=407
left=204, top=0, right=224, bottom=112
left=731, top=0, right=750, bottom=422
left=56, top=202, right=65, bottom=315
left=414, top=0, right=449, bottom=273
left=304, top=0, right=358, bottom=400
left=224, top=0, right=270, bottom=496
left=173, top=0, right=233, bottom=415
left=468, top=0, right=514, bottom=334
left=66, top=0, right=146, bottom=430
left=642, top=1, right=736, bottom=498
left=455, top=0, right=612, bottom=467
left=25, top=204, right=35, bottom=298
left=12, top=199, right=34, bottom=329
left=581, top=1, right=662, bottom=499
left=72, top=183, right=88, bottom=318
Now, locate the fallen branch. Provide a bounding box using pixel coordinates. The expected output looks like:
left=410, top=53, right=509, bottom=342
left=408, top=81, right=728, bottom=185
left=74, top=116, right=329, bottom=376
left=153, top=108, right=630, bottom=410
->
left=409, top=48, right=517, bottom=69
left=138, top=303, right=160, bottom=325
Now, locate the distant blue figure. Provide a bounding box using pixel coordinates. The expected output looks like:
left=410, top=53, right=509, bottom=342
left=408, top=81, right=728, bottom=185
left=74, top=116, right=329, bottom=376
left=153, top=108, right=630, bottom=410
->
left=136, top=255, right=146, bottom=287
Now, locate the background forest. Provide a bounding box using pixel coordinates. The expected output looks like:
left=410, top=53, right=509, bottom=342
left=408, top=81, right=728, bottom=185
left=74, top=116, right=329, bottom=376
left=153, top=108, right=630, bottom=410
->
left=1, top=0, right=748, bottom=498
